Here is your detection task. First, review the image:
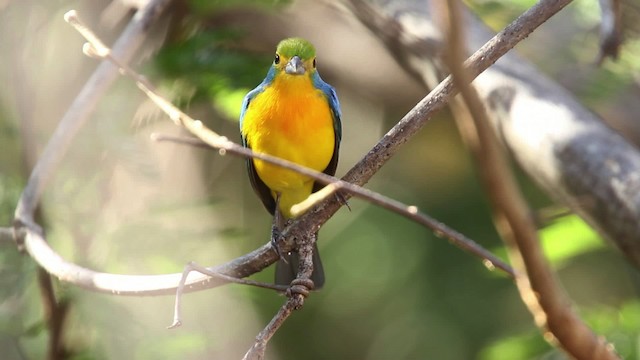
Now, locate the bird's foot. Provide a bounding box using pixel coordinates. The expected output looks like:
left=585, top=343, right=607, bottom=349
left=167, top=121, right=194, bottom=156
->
left=270, top=224, right=288, bottom=263
left=336, top=191, right=351, bottom=211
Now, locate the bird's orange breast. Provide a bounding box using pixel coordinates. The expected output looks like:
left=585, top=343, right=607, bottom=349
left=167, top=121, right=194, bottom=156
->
left=241, top=73, right=335, bottom=217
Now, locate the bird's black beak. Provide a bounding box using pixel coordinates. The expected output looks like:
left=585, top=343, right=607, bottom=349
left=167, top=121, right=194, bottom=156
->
left=285, top=56, right=306, bottom=75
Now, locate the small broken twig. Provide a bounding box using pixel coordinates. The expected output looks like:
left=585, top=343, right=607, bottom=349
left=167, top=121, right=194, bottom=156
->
left=168, top=261, right=288, bottom=329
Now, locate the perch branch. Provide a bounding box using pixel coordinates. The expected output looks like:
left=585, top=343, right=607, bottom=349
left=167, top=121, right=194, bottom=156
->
left=242, top=233, right=316, bottom=359
left=152, top=134, right=512, bottom=277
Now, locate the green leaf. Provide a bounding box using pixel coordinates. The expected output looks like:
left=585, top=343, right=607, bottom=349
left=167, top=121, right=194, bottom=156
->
left=539, top=215, right=604, bottom=266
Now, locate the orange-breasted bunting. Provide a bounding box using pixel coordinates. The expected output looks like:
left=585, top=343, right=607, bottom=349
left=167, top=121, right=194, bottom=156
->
left=239, top=38, right=342, bottom=288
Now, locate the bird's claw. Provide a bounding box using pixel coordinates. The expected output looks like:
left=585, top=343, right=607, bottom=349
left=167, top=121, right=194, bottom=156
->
left=270, top=225, right=288, bottom=264
left=336, top=192, right=351, bottom=211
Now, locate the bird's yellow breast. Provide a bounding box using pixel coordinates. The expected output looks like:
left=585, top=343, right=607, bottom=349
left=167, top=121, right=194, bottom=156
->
left=241, top=73, right=335, bottom=217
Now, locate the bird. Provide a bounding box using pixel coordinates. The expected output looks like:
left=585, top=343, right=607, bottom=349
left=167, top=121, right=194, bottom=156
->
left=239, top=37, right=342, bottom=288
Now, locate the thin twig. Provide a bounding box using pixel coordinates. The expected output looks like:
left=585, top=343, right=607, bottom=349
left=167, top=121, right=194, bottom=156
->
left=37, top=268, right=69, bottom=360
left=168, top=261, right=288, bottom=329
left=242, top=298, right=299, bottom=360
left=439, top=0, right=618, bottom=358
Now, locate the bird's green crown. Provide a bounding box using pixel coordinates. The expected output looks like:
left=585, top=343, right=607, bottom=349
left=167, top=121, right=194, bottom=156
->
left=276, top=37, right=316, bottom=60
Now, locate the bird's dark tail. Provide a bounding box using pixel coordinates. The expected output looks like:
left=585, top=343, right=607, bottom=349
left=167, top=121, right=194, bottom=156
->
left=275, top=242, right=325, bottom=289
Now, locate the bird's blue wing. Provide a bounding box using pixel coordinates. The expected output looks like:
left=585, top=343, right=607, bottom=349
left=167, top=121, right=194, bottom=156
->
left=313, top=74, right=342, bottom=183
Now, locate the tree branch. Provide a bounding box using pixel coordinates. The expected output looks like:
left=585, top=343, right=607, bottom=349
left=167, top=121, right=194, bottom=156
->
left=36, top=268, right=70, bottom=360
left=242, top=234, right=316, bottom=360
left=242, top=298, right=297, bottom=360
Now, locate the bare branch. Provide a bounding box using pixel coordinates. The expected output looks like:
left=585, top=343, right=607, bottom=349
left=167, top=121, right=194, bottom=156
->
left=439, top=0, right=618, bottom=358
left=242, top=298, right=298, bottom=360
left=20, top=226, right=278, bottom=296
left=242, top=234, right=317, bottom=358
left=36, top=268, right=70, bottom=360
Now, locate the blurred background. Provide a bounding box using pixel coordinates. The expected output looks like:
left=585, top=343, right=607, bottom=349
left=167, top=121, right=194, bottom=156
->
left=0, top=0, right=639, bottom=359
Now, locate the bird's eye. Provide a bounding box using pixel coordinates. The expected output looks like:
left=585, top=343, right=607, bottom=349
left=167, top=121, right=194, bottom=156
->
left=313, top=58, right=316, bottom=68
left=274, top=54, right=280, bottom=64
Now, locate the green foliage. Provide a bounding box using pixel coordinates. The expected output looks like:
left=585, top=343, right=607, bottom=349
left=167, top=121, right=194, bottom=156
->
left=465, top=0, right=533, bottom=29
left=0, top=176, right=22, bottom=225
left=480, top=332, right=552, bottom=360
left=189, top=0, right=290, bottom=15
left=577, top=38, right=640, bottom=103
left=481, top=300, right=640, bottom=359
left=153, top=29, right=270, bottom=118
left=539, top=215, right=605, bottom=266
left=135, top=332, right=207, bottom=358
left=491, top=213, right=604, bottom=270
left=584, top=301, right=640, bottom=358
left=152, top=1, right=293, bottom=120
